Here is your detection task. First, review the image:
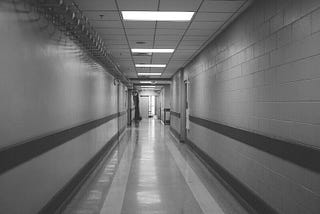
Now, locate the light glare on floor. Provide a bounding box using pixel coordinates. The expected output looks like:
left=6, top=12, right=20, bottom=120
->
left=138, top=73, right=162, bottom=76
left=136, top=64, right=166, bottom=68
left=122, top=11, right=194, bottom=21
left=132, top=49, right=174, bottom=53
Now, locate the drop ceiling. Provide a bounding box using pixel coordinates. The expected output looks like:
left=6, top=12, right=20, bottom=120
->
left=71, top=0, right=251, bottom=81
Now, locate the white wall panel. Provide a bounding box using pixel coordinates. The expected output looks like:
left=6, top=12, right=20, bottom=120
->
left=0, top=3, right=127, bottom=213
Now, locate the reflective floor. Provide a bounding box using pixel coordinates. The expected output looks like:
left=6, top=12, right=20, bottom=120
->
left=64, top=119, right=249, bottom=214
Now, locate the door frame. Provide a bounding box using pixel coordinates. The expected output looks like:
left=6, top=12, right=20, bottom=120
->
left=180, top=70, right=188, bottom=142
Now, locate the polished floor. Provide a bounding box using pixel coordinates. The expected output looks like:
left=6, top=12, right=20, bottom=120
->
left=63, top=119, right=249, bottom=214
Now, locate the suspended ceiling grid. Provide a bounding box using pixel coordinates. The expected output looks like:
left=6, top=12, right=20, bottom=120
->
left=72, top=0, right=250, bottom=80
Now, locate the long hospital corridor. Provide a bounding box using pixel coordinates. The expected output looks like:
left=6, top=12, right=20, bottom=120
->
left=1, top=0, right=320, bottom=214
left=63, top=119, right=246, bottom=214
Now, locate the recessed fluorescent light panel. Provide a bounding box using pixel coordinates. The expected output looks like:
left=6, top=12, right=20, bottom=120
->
left=132, top=49, right=174, bottom=53
left=122, top=11, right=194, bottom=21
left=136, top=64, right=166, bottom=68
left=141, top=86, right=156, bottom=88
left=140, top=81, right=152, bottom=83
left=138, top=73, right=162, bottom=76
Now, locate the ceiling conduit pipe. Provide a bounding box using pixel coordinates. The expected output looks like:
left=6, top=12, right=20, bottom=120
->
left=21, top=0, right=132, bottom=87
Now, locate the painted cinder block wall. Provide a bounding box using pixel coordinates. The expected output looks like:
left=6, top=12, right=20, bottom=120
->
left=171, top=0, right=320, bottom=213
left=0, top=3, right=127, bottom=214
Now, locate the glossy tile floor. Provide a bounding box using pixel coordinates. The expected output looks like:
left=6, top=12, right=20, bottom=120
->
left=63, top=119, right=249, bottom=214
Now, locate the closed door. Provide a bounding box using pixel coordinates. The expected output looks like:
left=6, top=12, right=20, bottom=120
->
left=140, top=96, right=149, bottom=118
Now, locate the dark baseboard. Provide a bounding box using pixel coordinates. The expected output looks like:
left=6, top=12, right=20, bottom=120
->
left=186, top=138, right=278, bottom=214
left=39, top=126, right=127, bottom=214
left=170, top=126, right=181, bottom=141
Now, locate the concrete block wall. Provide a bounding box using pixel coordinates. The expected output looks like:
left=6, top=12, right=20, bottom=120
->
left=0, top=3, right=127, bottom=214
left=183, top=0, right=320, bottom=213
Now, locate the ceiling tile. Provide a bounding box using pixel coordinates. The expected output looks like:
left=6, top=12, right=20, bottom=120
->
left=91, top=20, right=123, bottom=28
left=133, top=56, right=152, bottom=62
left=153, top=44, right=176, bottom=49
left=188, top=21, right=222, bottom=31
left=126, top=28, right=155, bottom=35
left=129, top=35, right=154, bottom=42
left=129, top=40, right=153, bottom=48
left=124, top=21, right=156, bottom=29
left=176, top=46, right=201, bottom=53
left=179, top=39, right=205, bottom=46
left=74, top=0, right=117, bottom=10
left=152, top=59, right=170, bottom=64
left=177, top=45, right=200, bottom=50
left=155, top=35, right=182, bottom=41
left=185, top=29, right=213, bottom=36
left=199, top=1, right=244, bottom=12
left=168, top=62, right=185, bottom=67
left=149, top=68, right=166, bottom=72
left=83, top=11, right=120, bottom=21
left=111, top=49, right=131, bottom=55
left=174, top=49, right=196, bottom=54
left=159, top=0, right=202, bottom=11
left=117, top=0, right=158, bottom=10
left=170, top=59, right=186, bottom=62
left=156, top=28, right=185, bottom=35
left=172, top=51, right=195, bottom=58
left=157, top=22, right=190, bottom=30
left=154, top=40, right=178, bottom=46
left=152, top=55, right=171, bottom=61
left=194, top=12, right=233, bottom=21
left=183, top=35, right=210, bottom=40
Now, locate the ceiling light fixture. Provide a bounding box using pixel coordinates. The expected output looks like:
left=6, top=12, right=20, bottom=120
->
left=132, top=48, right=174, bottom=53
left=138, top=73, right=162, bottom=76
left=140, top=81, right=152, bottom=83
left=122, top=11, right=194, bottom=21
left=141, top=86, right=156, bottom=88
left=135, top=64, right=166, bottom=68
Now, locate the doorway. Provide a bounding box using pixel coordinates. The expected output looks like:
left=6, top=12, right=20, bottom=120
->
left=180, top=80, right=189, bottom=142
left=139, top=95, right=157, bottom=119
left=139, top=95, right=149, bottom=118
left=148, top=96, right=156, bottom=118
